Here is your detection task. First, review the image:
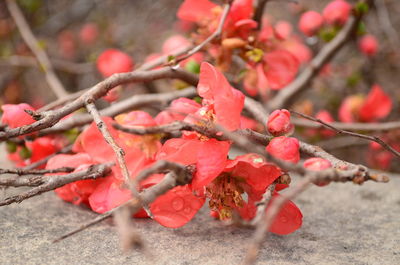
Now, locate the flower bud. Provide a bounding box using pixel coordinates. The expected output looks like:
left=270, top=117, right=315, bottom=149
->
left=323, top=0, right=352, bottom=26
left=267, top=109, right=293, bottom=136
left=266, top=136, right=300, bottom=163
left=303, top=157, right=332, bottom=186
left=299, top=11, right=324, bottom=36
left=96, top=49, right=134, bottom=77
left=1, top=103, right=35, bottom=128
left=358, top=34, right=378, bottom=57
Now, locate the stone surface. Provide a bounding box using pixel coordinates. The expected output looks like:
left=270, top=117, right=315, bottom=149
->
left=1, top=173, right=399, bottom=265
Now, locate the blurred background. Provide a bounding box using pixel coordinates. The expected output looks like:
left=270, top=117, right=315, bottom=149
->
left=0, top=0, right=399, bottom=170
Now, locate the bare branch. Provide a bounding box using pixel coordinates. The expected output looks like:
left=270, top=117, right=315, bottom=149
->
left=6, top=0, right=69, bottom=98
left=54, top=164, right=194, bottom=243
left=22, top=145, right=73, bottom=170
left=0, top=163, right=112, bottom=206
left=291, top=110, right=400, bottom=159
left=85, top=102, right=132, bottom=187
left=253, top=0, right=270, bottom=30
left=40, top=87, right=197, bottom=135
left=0, top=67, right=198, bottom=141
left=0, top=166, right=74, bottom=176
left=292, top=117, right=400, bottom=132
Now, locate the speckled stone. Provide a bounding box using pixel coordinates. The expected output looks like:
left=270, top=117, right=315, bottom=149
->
left=1, top=157, right=399, bottom=265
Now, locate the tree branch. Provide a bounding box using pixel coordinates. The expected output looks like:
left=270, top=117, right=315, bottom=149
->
left=291, top=110, right=400, bottom=159
left=0, top=67, right=198, bottom=141
left=269, top=2, right=367, bottom=109
left=6, top=0, right=69, bottom=98
left=0, top=162, right=112, bottom=206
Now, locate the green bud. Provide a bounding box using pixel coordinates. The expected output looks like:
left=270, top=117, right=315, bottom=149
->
left=19, top=146, right=32, bottom=160
left=184, top=60, right=200, bottom=74
left=6, top=141, right=17, bottom=153
left=355, top=2, right=369, bottom=15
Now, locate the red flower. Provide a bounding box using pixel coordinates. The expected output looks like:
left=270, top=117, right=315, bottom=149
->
left=267, top=109, right=293, bottom=136
left=359, top=84, right=392, bottom=122
left=96, top=49, right=134, bottom=77
left=263, top=50, right=299, bottom=90
left=208, top=154, right=302, bottom=235
left=177, top=0, right=217, bottom=23
left=1, top=103, right=35, bottom=128
left=299, top=11, right=324, bottom=36
left=156, top=137, right=230, bottom=191
left=358, top=34, right=378, bottom=57
left=323, top=0, right=351, bottom=26
left=197, top=62, right=245, bottom=131
left=266, top=136, right=300, bottom=164
left=338, top=95, right=364, bottom=123
left=46, top=153, right=103, bottom=206
left=155, top=98, right=201, bottom=125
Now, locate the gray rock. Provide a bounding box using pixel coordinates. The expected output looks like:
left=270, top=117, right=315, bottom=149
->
left=1, top=174, right=399, bottom=265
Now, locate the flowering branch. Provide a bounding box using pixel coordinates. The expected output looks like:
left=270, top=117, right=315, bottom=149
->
left=269, top=1, right=369, bottom=110
left=291, top=110, right=400, bottom=159
left=53, top=161, right=194, bottom=243
left=0, top=162, right=112, bottom=206
left=6, top=0, right=69, bottom=98
left=174, top=0, right=233, bottom=64
left=40, top=87, right=197, bottom=136
left=0, top=67, right=197, bottom=141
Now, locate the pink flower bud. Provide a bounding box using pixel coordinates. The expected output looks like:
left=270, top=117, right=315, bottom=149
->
left=162, top=35, right=191, bottom=55
left=79, top=23, right=99, bottom=45
left=266, top=136, right=300, bottom=163
left=1, top=103, right=35, bottom=128
left=299, top=11, right=324, bottom=36
left=303, top=157, right=332, bottom=171
left=96, top=49, right=134, bottom=77
left=267, top=109, right=293, bottom=136
left=358, top=34, right=378, bottom=57
left=323, top=0, right=352, bottom=26
left=304, top=157, right=332, bottom=186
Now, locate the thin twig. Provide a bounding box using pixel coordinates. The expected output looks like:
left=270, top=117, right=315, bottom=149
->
left=54, top=165, right=194, bottom=243
left=22, top=145, right=74, bottom=170
left=6, top=0, right=69, bottom=98
left=253, top=0, right=270, bottom=30
left=85, top=102, right=132, bottom=187
left=291, top=117, right=400, bottom=132
left=0, top=163, right=112, bottom=206
left=0, top=166, right=74, bottom=176
left=174, top=1, right=233, bottom=64
left=242, top=177, right=311, bottom=265
left=40, top=88, right=197, bottom=135
left=291, top=110, right=400, bottom=159
left=0, top=55, right=93, bottom=74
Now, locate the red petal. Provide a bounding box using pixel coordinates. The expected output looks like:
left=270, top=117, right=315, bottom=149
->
left=150, top=185, right=205, bottom=228
left=359, top=84, right=392, bottom=122
left=156, top=138, right=202, bottom=165
left=192, top=139, right=230, bottom=190
left=225, top=154, right=281, bottom=192
left=88, top=177, right=132, bottom=214
left=268, top=194, right=303, bottom=235
left=177, top=0, right=216, bottom=22
left=263, top=50, right=299, bottom=90
left=198, top=62, right=244, bottom=130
